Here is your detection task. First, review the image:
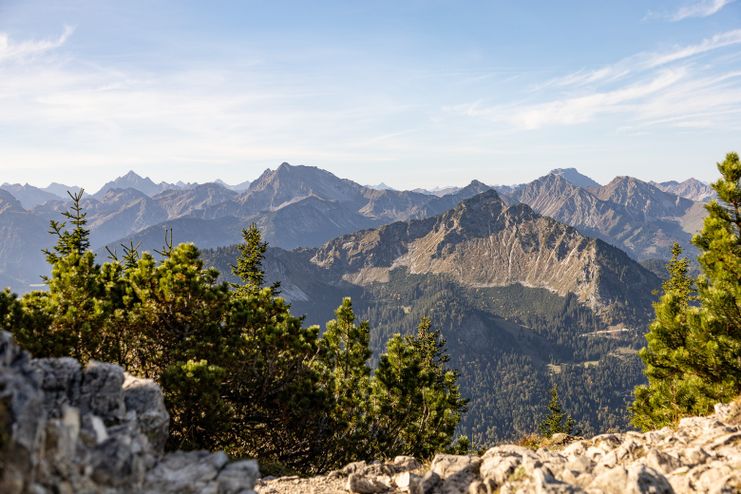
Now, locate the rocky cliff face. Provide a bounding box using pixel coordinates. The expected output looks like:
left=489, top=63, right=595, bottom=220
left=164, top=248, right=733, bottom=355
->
left=257, top=399, right=741, bottom=494
left=0, top=332, right=259, bottom=494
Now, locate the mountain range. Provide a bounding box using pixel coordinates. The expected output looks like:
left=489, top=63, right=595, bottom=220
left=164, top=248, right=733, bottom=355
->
left=0, top=163, right=710, bottom=292
left=0, top=162, right=715, bottom=443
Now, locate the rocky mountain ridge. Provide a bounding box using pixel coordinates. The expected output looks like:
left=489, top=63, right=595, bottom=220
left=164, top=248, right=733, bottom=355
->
left=93, top=171, right=199, bottom=198
left=0, top=163, right=708, bottom=293
left=653, top=178, right=716, bottom=202
left=510, top=173, right=704, bottom=261
left=307, top=189, right=659, bottom=325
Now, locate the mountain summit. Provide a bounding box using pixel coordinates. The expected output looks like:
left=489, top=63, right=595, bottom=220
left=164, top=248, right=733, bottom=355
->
left=548, top=168, right=601, bottom=189
left=94, top=171, right=199, bottom=198
left=95, top=171, right=163, bottom=198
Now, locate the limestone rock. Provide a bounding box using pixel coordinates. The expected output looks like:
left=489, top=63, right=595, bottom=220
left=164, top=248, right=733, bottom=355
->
left=256, top=394, right=741, bottom=494
left=123, top=374, right=169, bottom=452
left=346, top=472, right=391, bottom=493
left=0, top=331, right=259, bottom=494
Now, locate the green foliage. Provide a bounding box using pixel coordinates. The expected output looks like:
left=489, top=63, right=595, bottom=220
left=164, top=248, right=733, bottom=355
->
left=370, top=317, right=468, bottom=459
left=317, top=297, right=372, bottom=466
left=161, top=359, right=230, bottom=451
left=0, top=289, right=22, bottom=332
left=232, top=223, right=277, bottom=295
left=689, top=151, right=741, bottom=399
left=219, top=289, right=329, bottom=472
left=632, top=152, right=741, bottom=430
left=43, top=190, right=90, bottom=265
left=630, top=244, right=700, bottom=429
left=539, top=385, right=575, bottom=437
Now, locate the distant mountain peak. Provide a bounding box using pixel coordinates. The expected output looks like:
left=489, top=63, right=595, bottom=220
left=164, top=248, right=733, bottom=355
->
left=366, top=182, right=395, bottom=191
left=44, top=183, right=82, bottom=199
left=548, top=168, right=601, bottom=189
left=95, top=171, right=166, bottom=198
left=0, top=183, right=59, bottom=209
left=0, top=189, right=25, bottom=213
left=654, top=177, right=715, bottom=202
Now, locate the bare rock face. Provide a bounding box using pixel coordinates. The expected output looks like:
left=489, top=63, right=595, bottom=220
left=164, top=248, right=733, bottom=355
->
left=256, top=400, right=741, bottom=494
left=0, top=332, right=259, bottom=493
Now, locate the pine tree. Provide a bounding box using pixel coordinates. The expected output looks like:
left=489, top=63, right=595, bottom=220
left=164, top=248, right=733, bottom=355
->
left=219, top=227, right=330, bottom=472
left=539, top=384, right=575, bottom=437
left=43, top=190, right=90, bottom=265
left=232, top=223, right=278, bottom=295
left=14, top=189, right=120, bottom=362
left=685, top=151, right=741, bottom=405
left=630, top=244, right=698, bottom=429
left=318, top=298, right=372, bottom=466
left=370, top=317, right=467, bottom=459
left=631, top=152, right=741, bottom=430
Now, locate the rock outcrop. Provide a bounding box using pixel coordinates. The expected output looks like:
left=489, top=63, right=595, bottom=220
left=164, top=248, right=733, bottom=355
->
left=0, top=331, right=259, bottom=494
left=257, top=400, right=741, bottom=494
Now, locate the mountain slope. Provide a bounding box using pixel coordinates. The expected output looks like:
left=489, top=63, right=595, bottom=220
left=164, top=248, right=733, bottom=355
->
left=95, top=171, right=165, bottom=197
left=595, top=176, right=694, bottom=220
left=101, top=216, right=246, bottom=256
left=43, top=182, right=82, bottom=198
left=94, top=171, right=198, bottom=198
left=0, top=190, right=52, bottom=291
left=155, top=183, right=238, bottom=219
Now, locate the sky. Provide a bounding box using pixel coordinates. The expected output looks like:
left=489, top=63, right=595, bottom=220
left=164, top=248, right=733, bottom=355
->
left=1, top=0, right=740, bottom=191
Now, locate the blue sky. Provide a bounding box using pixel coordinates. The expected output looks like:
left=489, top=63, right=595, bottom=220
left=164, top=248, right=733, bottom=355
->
left=1, top=0, right=740, bottom=190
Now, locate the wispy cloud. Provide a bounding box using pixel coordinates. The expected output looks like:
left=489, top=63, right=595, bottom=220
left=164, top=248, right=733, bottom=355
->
left=647, top=30, right=741, bottom=66
left=540, top=29, right=741, bottom=89
left=461, top=70, right=685, bottom=129
left=646, top=0, right=734, bottom=22
left=0, top=26, right=74, bottom=63
left=451, top=28, right=741, bottom=131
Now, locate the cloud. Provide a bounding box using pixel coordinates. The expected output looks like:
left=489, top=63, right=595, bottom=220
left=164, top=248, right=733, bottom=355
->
left=647, top=30, right=741, bottom=66
left=451, top=27, right=741, bottom=131
left=541, top=29, right=741, bottom=89
left=0, top=26, right=74, bottom=63
left=646, top=0, right=734, bottom=22
left=474, top=70, right=686, bottom=129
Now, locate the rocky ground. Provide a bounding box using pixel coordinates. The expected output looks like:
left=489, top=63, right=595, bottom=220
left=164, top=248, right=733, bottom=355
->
left=257, top=401, right=741, bottom=494
left=2, top=329, right=739, bottom=494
